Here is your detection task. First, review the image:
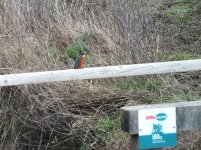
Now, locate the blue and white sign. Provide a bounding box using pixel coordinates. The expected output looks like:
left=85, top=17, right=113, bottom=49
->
left=138, top=107, right=176, bottom=149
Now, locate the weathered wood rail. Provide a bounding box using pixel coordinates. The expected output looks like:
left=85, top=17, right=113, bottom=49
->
left=1, top=59, right=201, bottom=149
left=1, top=59, right=201, bottom=86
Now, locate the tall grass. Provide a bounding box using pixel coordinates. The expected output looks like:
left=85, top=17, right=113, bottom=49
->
left=1, top=0, right=191, bottom=149
left=0, top=0, right=164, bottom=69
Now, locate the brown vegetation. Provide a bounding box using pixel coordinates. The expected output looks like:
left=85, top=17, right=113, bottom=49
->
left=0, top=0, right=201, bottom=149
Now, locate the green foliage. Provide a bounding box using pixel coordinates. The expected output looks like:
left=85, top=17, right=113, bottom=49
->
left=165, top=52, right=201, bottom=61
left=177, top=0, right=195, bottom=4
left=80, top=116, right=126, bottom=149
left=65, top=46, right=80, bottom=60
left=96, top=116, right=119, bottom=140
left=164, top=5, right=191, bottom=22
left=121, top=79, right=163, bottom=91
left=121, top=80, right=142, bottom=90
left=65, top=38, right=90, bottom=60
left=65, top=38, right=91, bottom=67
left=193, top=1, right=201, bottom=14
left=86, top=55, right=91, bottom=65
left=146, top=80, right=163, bottom=91
left=80, top=143, right=92, bottom=150
left=1, top=97, right=13, bottom=109
left=174, top=91, right=190, bottom=101
left=163, top=0, right=201, bottom=23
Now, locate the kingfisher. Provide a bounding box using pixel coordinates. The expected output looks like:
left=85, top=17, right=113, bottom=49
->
left=73, top=51, right=87, bottom=69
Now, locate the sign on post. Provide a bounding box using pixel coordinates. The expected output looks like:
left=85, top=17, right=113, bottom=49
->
left=138, top=108, right=176, bottom=149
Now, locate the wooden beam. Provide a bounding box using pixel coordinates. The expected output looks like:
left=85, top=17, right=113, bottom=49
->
left=1, top=59, right=201, bottom=86
left=120, top=100, right=201, bottom=135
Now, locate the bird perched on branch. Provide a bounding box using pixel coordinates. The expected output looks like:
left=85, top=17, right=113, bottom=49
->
left=73, top=51, right=87, bottom=69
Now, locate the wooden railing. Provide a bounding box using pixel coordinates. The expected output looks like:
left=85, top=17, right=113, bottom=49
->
left=1, top=59, right=201, bottom=150
left=1, top=59, right=201, bottom=86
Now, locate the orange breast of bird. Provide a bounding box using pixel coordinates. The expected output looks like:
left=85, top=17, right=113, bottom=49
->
left=77, top=56, right=86, bottom=69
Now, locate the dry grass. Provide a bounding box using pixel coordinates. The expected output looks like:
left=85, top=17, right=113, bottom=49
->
left=0, top=1, right=165, bottom=149
left=0, top=0, right=201, bottom=149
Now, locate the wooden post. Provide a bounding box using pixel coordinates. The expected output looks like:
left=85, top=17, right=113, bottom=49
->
left=121, top=100, right=201, bottom=150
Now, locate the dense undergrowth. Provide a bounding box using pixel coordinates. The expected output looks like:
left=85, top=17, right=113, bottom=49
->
left=0, top=0, right=201, bottom=149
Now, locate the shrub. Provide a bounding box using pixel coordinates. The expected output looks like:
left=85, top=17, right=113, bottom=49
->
left=164, top=5, right=191, bottom=22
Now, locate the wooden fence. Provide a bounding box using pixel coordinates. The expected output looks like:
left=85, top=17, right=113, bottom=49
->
left=1, top=59, right=201, bottom=149
left=1, top=59, right=201, bottom=86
